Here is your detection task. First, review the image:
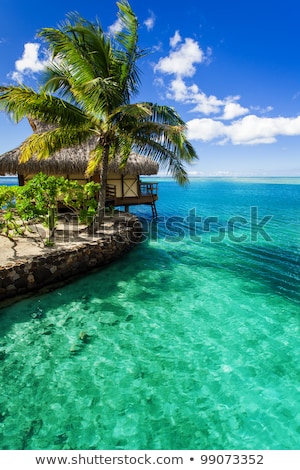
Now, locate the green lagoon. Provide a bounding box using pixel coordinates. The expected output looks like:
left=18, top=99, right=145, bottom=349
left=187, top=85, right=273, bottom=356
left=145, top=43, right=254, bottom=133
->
left=0, top=178, right=299, bottom=449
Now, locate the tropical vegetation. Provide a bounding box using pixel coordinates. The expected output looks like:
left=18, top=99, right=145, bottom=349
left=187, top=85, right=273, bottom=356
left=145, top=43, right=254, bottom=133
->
left=0, top=174, right=100, bottom=241
left=0, top=0, right=197, bottom=227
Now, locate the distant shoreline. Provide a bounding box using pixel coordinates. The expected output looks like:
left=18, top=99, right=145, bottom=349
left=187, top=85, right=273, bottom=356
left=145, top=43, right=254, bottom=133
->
left=1, top=175, right=300, bottom=185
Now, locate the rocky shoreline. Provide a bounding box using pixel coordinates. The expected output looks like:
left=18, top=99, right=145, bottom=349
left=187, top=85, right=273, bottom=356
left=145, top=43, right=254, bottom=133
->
left=0, top=212, right=143, bottom=305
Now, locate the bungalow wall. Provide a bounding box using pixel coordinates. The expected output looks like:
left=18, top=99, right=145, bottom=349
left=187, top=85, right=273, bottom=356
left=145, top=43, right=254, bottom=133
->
left=91, top=173, right=140, bottom=198
left=21, top=172, right=140, bottom=197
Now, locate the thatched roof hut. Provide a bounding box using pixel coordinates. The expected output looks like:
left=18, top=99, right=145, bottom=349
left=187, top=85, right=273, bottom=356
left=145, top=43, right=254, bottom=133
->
left=0, top=120, right=159, bottom=177
left=0, top=147, right=159, bottom=176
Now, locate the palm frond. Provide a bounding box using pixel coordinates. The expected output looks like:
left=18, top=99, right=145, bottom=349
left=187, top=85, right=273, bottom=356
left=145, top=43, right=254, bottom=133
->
left=107, top=102, right=152, bottom=129
left=114, top=0, right=148, bottom=100
left=116, top=138, right=133, bottom=168
left=85, top=145, right=103, bottom=176
left=73, top=77, right=123, bottom=117
left=143, top=103, right=187, bottom=126
left=0, top=85, right=90, bottom=128
left=106, top=99, right=198, bottom=183
left=132, top=137, right=190, bottom=185
left=41, top=61, right=75, bottom=102
left=39, top=17, right=125, bottom=114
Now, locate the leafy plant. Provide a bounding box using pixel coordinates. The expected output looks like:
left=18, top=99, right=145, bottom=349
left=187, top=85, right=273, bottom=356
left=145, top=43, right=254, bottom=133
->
left=0, top=173, right=101, bottom=241
left=60, top=180, right=100, bottom=225
left=16, top=173, right=65, bottom=237
left=0, top=186, right=25, bottom=237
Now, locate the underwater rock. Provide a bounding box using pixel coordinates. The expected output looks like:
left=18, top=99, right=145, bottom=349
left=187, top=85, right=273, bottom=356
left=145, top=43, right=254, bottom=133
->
left=31, top=307, right=43, bottom=319
left=79, top=331, right=90, bottom=343
left=69, top=344, right=81, bottom=355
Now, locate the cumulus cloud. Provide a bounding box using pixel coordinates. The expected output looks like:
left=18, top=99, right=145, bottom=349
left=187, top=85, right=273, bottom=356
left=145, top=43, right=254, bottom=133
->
left=154, top=33, right=249, bottom=120
left=153, top=32, right=300, bottom=146
left=187, top=115, right=300, bottom=145
left=165, top=78, right=249, bottom=119
left=155, top=34, right=205, bottom=78
left=11, top=42, right=49, bottom=82
left=187, top=118, right=225, bottom=142
left=144, top=11, right=156, bottom=31
left=222, top=98, right=249, bottom=120
left=170, top=30, right=181, bottom=48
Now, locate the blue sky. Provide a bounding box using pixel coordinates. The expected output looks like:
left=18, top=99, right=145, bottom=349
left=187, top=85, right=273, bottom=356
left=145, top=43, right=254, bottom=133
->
left=1, top=0, right=300, bottom=176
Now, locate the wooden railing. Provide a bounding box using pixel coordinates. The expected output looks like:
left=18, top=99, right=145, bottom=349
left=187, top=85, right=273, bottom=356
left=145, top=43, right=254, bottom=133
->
left=105, top=184, right=116, bottom=202
left=139, top=182, right=158, bottom=197
left=105, top=181, right=158, bottom=207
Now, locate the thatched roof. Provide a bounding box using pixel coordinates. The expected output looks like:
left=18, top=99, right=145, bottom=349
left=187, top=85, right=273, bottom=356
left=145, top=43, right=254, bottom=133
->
left=0, top=120, right=159, bottom=176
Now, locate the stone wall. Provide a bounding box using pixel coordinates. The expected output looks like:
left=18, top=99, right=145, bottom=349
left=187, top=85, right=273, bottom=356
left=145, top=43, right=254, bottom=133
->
left=0, top=214, right=142, bottom=302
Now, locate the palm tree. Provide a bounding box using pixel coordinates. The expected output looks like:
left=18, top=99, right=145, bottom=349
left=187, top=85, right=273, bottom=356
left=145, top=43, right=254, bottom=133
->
left=0, top=0, right=197, bottom=227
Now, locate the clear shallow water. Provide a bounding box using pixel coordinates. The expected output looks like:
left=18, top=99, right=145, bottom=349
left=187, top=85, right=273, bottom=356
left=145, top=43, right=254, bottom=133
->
left=0, top=178, right=300, bottom=450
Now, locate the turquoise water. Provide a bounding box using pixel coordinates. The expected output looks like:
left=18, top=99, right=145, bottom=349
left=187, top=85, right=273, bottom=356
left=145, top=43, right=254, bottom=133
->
left=0, top=176, right=18, bottom=186
left=0, top=178, right=300, bottom=450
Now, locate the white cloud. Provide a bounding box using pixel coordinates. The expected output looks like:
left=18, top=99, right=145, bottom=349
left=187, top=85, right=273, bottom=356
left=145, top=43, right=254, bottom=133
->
left=261, top=105, right=273, bottom=114
left=154, top=34, right=249, bottom=120
left=187, top=115, right=300, bottom=145
left=10, top=71, right=23, bottom=83
left=11, top=43, right=49, bottom=82
left=228, top=115, right=300, bottom=145
left=187, top=118, right=225, bottom=142
left=144, top=11, right=156, bottom=31
left=155, top=32, right=300, bottom=148
left=15, top=43, right=48, bottom=72
left=108, top=18, right=123, bottom=35
left=155, top=35, right=205, bottom=78
left=250, top=105, right=273, bottom=114
left=189, top=89, right=224, bottom=115
left=166, top=78, right=249, bottom=119
left=222, top=98, right=249, bottom=120
left=170, top=31, right=181, bottom=48
left=154, top=77, right=165, bottom=88
left=152, top=42, right=163, bottom=53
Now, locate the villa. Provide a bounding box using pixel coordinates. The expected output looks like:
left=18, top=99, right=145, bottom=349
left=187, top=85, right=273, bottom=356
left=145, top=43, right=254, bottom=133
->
left=0, top=119, right=159, bottom=217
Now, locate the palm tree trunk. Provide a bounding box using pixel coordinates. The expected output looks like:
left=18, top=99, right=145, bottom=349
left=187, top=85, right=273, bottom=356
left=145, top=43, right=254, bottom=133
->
left=91, top=145, right=110, bottom=231
left=48, top=206, right=56, bottom=240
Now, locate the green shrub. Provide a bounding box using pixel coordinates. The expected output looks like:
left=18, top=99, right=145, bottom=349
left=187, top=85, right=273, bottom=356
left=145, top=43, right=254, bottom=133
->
left=0, top=173, right=101, bottom=240
left=0, top=186, right=25, bottom=237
